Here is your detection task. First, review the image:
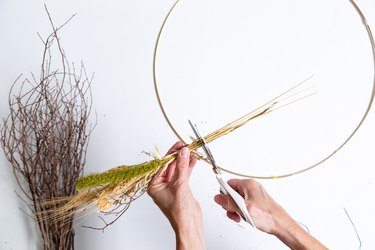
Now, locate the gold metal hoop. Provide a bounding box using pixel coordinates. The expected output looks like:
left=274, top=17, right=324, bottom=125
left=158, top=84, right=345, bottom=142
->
left=153, top=0, right=375, bottom=179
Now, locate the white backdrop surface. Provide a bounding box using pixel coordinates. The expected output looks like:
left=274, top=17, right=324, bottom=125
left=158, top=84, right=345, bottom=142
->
left=1, top=1, right=375, bottom=249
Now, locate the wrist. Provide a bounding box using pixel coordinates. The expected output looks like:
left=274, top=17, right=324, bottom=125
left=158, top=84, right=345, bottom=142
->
left=274, top=215, right=309, bottom=249
left=271, top=208, right=297, bottom=238
left=272, top=211, right=327, bottom=250
left=174, top=220, right=205, bottom=250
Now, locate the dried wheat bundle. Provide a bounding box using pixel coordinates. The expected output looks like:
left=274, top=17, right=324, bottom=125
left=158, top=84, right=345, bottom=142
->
left=43, top=78, right=314, bottom=231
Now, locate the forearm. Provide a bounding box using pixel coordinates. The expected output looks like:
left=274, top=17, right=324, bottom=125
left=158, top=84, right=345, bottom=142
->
left=272, top=212, right=327, bottom=250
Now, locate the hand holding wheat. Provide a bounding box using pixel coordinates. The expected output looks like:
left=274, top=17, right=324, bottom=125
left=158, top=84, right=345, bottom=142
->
left=148, top=142, right=205, bottom=250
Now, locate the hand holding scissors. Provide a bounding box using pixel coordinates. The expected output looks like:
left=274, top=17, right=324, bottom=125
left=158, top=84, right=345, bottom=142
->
left=189, top=120, right=256, bottom=228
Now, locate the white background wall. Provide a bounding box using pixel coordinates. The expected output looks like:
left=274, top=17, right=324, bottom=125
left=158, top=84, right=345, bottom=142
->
left=1, top=0, right=375, bottom=249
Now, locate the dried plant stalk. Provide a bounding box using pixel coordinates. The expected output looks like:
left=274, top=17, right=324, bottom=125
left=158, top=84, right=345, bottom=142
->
left=1, top=7, right=93, bottom=250
left=43, top=77, right=314, bottom=231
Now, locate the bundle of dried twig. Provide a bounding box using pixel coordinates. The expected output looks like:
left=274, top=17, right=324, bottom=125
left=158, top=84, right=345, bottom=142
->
left=1, top=7, right=93, bottom=250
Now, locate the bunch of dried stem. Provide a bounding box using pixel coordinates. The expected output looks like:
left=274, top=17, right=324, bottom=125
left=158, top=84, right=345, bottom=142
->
left=42, top=77, right=314, bottom=232
left=0, top=7, right=94, bottom=250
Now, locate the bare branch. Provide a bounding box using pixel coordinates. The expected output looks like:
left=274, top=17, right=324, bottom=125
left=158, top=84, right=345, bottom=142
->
left=1, top=7, right=93, bottom=250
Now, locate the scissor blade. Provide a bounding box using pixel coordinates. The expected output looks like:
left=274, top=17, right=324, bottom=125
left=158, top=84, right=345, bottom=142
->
left=188, top=120, right=221, bottom=174
left=188, top=120, right=200, bottom=140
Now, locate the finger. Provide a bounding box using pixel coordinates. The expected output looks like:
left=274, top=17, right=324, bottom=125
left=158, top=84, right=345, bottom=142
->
left=150, top=176, right=168, bottom=186
left=187, top=154, right=197, bottom=177
left=165, top=160, right=177, bottom=181
left=226, top=211, right=241, bottom=223
left=150, top=161, right=170, bottom=183
left=227, top=178, right=246, bottom=197
left=165, top=141, right=185, bottom=156
left=227, top=179, right=241, bottom=191
left=174, top=147, right=190, bottom=182
left=166, top=152, right=195, bottom=181
left=164, top=142, right=185, bottom=181
left=214, top=194, right=239, bottom=213
left=149, top=166, right=170, bottom=186
left=147, top=175, right=170, bottom=197
left=228, top=178, right=260, bottom=198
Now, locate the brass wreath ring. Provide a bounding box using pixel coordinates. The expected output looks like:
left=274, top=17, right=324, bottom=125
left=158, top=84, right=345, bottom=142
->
left=153, top=0, right=375, bottom=179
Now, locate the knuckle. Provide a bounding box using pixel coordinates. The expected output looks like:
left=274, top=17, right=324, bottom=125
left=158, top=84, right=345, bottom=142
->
left=225, top=197, right=234, bottom=212
left=244, top=179, right=259, bottom=188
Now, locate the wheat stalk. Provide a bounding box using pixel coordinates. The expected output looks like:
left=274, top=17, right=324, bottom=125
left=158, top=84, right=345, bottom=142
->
left=40, top=77, right=315, bottom=231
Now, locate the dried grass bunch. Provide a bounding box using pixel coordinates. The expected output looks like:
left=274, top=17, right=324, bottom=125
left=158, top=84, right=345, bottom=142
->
left=43, top=78, right=314, bottom=231
left=0, top=7, right=93, bottom=250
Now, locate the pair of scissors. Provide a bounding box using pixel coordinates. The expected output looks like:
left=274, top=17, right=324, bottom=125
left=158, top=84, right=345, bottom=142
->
left=188, top=120, right=256, bottom=228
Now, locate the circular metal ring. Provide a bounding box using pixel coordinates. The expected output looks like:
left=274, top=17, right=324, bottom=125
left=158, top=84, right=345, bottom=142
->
left=153, top=0, right=375, bottom=179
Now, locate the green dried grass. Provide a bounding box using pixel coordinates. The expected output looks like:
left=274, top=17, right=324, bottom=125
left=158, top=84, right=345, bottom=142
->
left=75, top=157, right=171, bottom=190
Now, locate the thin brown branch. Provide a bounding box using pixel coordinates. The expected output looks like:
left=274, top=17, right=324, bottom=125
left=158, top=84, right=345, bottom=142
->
left=1, top=7, right=93, bottom=250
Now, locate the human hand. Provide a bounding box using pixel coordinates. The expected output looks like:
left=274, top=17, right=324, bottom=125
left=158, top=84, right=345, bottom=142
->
left=214, top=179, right=327, bottom=249
left=214, top=179, right=282, bottom=233
left=148, top=141, right=205, bottom=250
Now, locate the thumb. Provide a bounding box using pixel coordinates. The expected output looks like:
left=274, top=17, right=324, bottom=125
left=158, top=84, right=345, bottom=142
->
left=174, top=147, right=190, bottom=182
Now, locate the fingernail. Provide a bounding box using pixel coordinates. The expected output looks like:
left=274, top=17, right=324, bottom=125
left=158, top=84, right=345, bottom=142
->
left=180, top=147, right=189, bottom=158
left=214, top=195, right=220, bottom=203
